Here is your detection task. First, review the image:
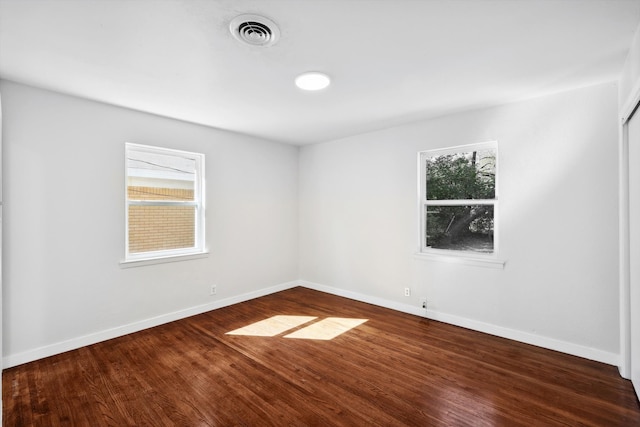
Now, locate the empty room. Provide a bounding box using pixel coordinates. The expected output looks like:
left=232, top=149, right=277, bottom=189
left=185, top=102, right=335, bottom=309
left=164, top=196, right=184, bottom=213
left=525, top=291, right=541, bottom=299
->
left=2, top=0, right=640, bottom=425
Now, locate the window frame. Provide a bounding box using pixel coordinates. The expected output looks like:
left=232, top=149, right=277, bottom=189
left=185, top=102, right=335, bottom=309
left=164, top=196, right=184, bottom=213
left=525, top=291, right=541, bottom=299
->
left=417, top=141, right=503, bottom=265
left=123, top=143, right=206, bottom=265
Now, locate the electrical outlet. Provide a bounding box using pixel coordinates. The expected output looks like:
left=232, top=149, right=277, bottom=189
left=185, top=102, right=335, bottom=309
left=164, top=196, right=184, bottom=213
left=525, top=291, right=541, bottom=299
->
left=210, top=285, right=217, bottom=296
left=420, top=297, right=427, bottom=310
left=404, top=287, right=411, bottom=297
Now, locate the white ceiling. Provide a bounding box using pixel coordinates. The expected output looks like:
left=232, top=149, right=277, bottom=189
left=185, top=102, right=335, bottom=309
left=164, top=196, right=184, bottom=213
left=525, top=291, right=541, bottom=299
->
left=1, top=0, right=639, bottom=145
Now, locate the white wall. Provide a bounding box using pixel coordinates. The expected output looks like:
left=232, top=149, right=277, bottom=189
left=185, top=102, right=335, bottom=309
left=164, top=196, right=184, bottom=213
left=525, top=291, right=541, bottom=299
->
left=299, top=82, right=620, bottom=364
left=0, top=79, right=623, bottom=367
left=1, top=80, right=299, bottom=366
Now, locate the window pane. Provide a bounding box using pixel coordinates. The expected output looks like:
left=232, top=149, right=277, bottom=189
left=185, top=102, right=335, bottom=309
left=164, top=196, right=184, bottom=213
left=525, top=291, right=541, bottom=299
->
left=128, top=205, right=195, bottom=253
left=426, top=205, right=494, bottom=253
left=127, top=151, right=196, bottom=179
left=127, top=185, right=194, bottom=202
left=125, top=143, right=205, bottom=261
left=127, top=150, right=196, bottom=201
left=425, top=149, right=496, bottom=200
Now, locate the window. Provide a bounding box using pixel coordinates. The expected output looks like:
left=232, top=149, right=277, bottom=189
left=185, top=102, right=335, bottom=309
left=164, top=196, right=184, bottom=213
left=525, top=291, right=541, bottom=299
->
left=124, top=143, right=205, bottom=262
left=419, top=141, right=497, bottom=258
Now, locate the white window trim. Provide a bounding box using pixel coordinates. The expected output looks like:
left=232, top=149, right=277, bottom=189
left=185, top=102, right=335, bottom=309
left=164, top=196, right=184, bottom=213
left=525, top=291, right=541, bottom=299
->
left=416, top=141, right=505, bottom=268
left=122, top=143, right=206, bottom=266
left=120, top=251, right=209, bottom=268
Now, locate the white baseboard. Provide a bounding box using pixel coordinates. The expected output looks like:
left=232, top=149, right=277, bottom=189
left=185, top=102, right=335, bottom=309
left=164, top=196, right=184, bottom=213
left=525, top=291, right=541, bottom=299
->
left=3, top=281, right=299, bottom=368
left=5, top=280, right=619, bottom=368
left=300, top=280, right=620, bottom=366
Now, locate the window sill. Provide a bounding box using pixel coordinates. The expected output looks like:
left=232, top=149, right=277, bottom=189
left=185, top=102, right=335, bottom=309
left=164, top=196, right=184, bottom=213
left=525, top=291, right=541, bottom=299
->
left=120, top=251, right=209, bottom=269
left=413, top=252, right=505, bottom=269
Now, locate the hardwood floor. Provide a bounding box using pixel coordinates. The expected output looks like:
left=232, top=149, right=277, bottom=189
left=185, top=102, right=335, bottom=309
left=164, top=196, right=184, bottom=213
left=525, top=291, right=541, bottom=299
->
left=4, top=287, right=640, bottom=426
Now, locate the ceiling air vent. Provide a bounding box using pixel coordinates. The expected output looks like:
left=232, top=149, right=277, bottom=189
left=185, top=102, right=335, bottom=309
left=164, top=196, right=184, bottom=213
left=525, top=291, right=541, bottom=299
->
left=230, top=14, right=280, bottom=47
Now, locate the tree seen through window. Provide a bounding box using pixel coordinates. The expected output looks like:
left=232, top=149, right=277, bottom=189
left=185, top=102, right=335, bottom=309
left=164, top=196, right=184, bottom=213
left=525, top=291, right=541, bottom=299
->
left=423, top=146, right=496, bottom=254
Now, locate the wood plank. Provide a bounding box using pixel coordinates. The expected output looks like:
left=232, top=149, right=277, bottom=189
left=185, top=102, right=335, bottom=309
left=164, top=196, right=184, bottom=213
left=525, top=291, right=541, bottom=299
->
left=4, top=287, right=640, bottom=426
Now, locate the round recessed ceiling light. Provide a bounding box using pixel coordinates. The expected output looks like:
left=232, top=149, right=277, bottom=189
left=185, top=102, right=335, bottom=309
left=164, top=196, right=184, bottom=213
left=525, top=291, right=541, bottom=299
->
left=295, top=72, right=331, bottom=91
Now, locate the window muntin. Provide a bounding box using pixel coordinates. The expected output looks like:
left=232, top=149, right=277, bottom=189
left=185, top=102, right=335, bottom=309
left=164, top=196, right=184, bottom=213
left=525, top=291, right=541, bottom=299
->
left=125, top=143, right=205, bottom=261
left=419, top=142, right=497, bottom=256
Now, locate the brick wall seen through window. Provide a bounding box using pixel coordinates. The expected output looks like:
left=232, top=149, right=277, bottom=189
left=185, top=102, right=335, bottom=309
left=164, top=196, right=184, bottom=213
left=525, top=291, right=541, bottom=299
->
left=127, top=186, right=195, bottom=253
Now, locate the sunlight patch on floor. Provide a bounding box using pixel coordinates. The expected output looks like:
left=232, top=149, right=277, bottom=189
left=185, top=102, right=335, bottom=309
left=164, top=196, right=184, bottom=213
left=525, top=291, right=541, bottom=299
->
left=226, top=315, right=317, bottom=337
left=284, top=318, right=368, bottom=340
left=226, top=316, right=368, bottom=340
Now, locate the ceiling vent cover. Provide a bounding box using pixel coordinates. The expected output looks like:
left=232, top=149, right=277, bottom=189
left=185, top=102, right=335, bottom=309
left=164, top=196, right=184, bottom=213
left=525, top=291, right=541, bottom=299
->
left=230, top=14, right=280, bottom=47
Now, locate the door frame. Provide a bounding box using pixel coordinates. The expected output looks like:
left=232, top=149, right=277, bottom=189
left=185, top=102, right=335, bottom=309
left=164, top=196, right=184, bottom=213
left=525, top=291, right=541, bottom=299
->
left=619, top=80, right=640, bottom=380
